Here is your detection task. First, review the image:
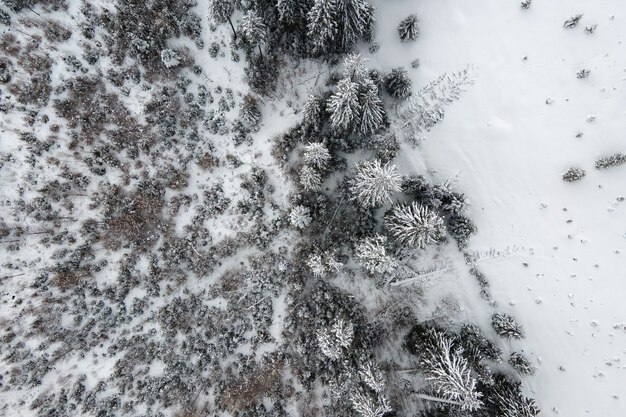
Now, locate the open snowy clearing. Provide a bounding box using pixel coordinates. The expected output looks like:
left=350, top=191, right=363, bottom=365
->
left=369, top=1, right=626, bottom=415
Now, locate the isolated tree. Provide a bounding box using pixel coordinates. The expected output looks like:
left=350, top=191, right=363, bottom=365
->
left=398, top=14, right=419, bottom=41
left=350, top=160, right=401, bottom=208
left=289, top=205, right=312, bottom=229
left=491, top=313, right=525, bottom=339
left=562, top=167, right=585, bottom=182
left=300, top=165, right=323, bottom=191
left=209, top=0, right=237, bottom=39
left=359, top=78, right=385, bottom=135
left=385, top=202, right=444, bottom=248
left=307, top=0, right=338, bottom=54
left=239, top=11, right=266, bottom=56
left=240, top=94, right=262, bottom=129
left=354, top=234, right=398, bottom=274
left=595, top=152, right=626, bottom=170
left=303, top=142, right=331, bottom=168
left=327, top=78, right=360, bottom=132
left=384, top=67, right=412, bottom=99
left=509, top=352, right=535, bottom=375
left=420, top=329, right=483, bottom=411
left=302, top=94, right=325, bottom=132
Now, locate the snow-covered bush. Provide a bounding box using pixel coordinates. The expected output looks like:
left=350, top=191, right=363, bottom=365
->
left=240, top=94, right=262, bottom=130
left=350, top=160, right=402, bottom=208
left=491, top=313, right=525, bottom=339
left=385, top=202, right=445, bottom=248
left=521, top=0, right=532, bottom=9
left=300, top=165, right=322, bottom=191
left=447, top=215, right=477, bottom=247
left=563, top=14, right=583, bottom=29
left=289, top=205, right=312, bottom=229
left=576, top=68, right=591, bottom=79
left=595, top=152, right=626, bottom=170
left=509, top=352, right=535, bottom=375
left=384, top=67, right=412, bottom=99
left=398, top=14, right=419, bottom=42
left=303, top=142, right=331, bottom=169
left=562, top=167, right=585, bottom=182
left=354, top=235, right=398, bottom=274
left=420, top=329, right=483, bottom=411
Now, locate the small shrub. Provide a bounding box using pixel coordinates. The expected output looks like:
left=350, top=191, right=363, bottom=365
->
left=563, top=14, right=583, bottom=29
left=492, top=313, right=525, bottom=339
left=595, top=153, right=626, bottom=170
left=562, top=167, right=585, bottom=182
left=509, top=351, right=535, bottom=375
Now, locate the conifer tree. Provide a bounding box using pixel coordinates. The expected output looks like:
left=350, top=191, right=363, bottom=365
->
left=385, top=202, right=444, bottom=248
left=398, top=14, right=419, bottom=41
left=384, top=67, right=412, bottom=99
left=359, top=78, right=385, bottom=135
left=350, top=160, right=402, bottom=208
left=300, top=165, right=322, bottom=191
left=491, top=313, right=525, bottom=339
left=239, top=11, right=267, bottom=56
left=307, top=0, right=338, bottom=54
left=354, top=234, right=398, bottom=274
left=327, top=78, right=360, bottom=132
left=277, top=0, right=302, bottom=25
left=209, top=0, right=237, bottom=40
left=303, top=142, right=331, bottom=169
left=339, top=0, right=371, bottom=51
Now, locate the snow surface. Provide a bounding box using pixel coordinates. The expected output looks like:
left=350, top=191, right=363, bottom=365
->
left=369, top=1, right=626, bottom=415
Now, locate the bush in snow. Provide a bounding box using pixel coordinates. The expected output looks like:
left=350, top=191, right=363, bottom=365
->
left=576, top=68, right=591, bottom=79
left=398, top=14, right=419, bottom=42
left=595, top=152, right=626, bottom=170
left=521, top=0, right=532, bottom=9
left=419, top=329, right=483, bottom=411
left=303, top=142, right=331, bottom=169
left=289, top=205, right=312, bottom=229
left=447, top=215, right=477, bottom=247
left=354, top=234, right=398, bottom=274
left=384, top=67, right=412, bottom=99
left=350, top=160, right=402, bottom=208
left=300, top=165, right=322, bottom=191
left=509, top=352, right=535, bottom=375
left=562, top=167, right=585, bottom=182
left=385, top=202, right=445, bottom=248
left=491, top=313, right=525, bottom=339
left=563, top=14, right=583, bottom=29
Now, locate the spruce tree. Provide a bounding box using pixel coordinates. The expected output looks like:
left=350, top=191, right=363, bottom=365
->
left=398, top=14, right=419, bottom=41
left=339, top=0, right=371, bottom=51
left=239, top=11, right=267, bottom=56
left=491, top=313, right=525, bottom=339
left=359, top=78, right=385, bottom=135
left=209, top=0, right=237, bottom=40
left=350, top=160, right=402, bottom=208
left=307, top=0, right=338, bottom=55
left=327, top=78, right=360, bottom=132
left=385, top=202, right=445, bottom=248
left=384, top=67, right=412, bottom=99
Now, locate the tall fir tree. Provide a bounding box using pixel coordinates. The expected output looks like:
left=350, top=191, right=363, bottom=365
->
left=359, top=78, right=385, bottom=135
left=239, top=11, right=267, bottom=56
left=307, top=0, right=338, bottom=54
left=209, top=0, right=237, bottom=39
left=327, top=78, right=360, bottom=132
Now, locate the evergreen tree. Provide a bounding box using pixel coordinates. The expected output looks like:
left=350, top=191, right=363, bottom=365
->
left=239, top=11, right=267, bottom=56
left=354, top=234, right=398, bottom=274
left=447, top=215, right=477, bottom=247
left=343, top=53, right=369, bottom=82
left=459, top=324, right=502, bottom=363
left=485, top=374, right=540, bottom=417
left=307, top=0, right=338, bottom=54
left=385, top=202, right=444, bottom=248
left=240, top=94, right=262, bottom=130
left=350, top=160, right=402, bottom=208
left=359, top=78, right=385, bottom=135
left=289, top=205, right=312, bottom=229
left=384, top=67, right=412, bottom=99
left=160, top=49, right=181, bottom=68
left=339, top=0, right=371, bottom=51
left=303, top=142, right=331, bottom=168
left=327, top=78, right=360, bottom=132
left=209, top=0, right=237, bottom=39
left=491, top=313, right=525, bottom=339
left=302, top=94, right=325, bottom=132
left=508, top=352, right=535, bottom=375
left=300, top=165, right=322, bottom=191
left=398, top=14, right=419, bottom=42
left=277, top=0, right=302, bottom=25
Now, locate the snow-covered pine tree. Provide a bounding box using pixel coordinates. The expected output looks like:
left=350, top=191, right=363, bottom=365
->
left=317, top=318, right=354, bottom=359
left=508, top=352, right=535, bottom=375
left=398, top=14, right=419, bottom=42
left=239, top=94, right=262, bottom=130
left=307, top=253, right=327, bottom=276
left=160, top=49, right=180, bottom=68
left=350, top=160, right=402, bottom=208
left=300, top=165, right=322, bottom=191
left=595, top=152, right=626, bottom=169
left=447, top=215, right=477, bottom=247
left=302, top=94, right=325, bottom=133
left=354, top=234, right=398, bottom=274
left=359, top=78, right=385, bottom=135
left=209, top=0, right=237, bottom=39
left=303, top=142, right=331, bottom=168
left=459, top=324, right=502, bottom=363
left=307, top=0, right=338, bottom=55
left=349, top=388, right=392, bottom=417
left=289, top=205, right=312, bottom=229
left=491, top=313, right=525, bottom=339
left=385, top=202, right=444, bottom=248
left=420, top=329, right=483, bottom=411
left=343, top=53, right=369, bottom=82
left=487, top=374, right=540, bottom=417
left=327, top=78, right=360, bottom=132
left=238, top=10, right=267, bottom=55
left=562, top=167, right=585, bottom=182
left=339, top=0, right=371, bottom=51
left=384, top=67, right=412, bottom=99
left=277, top=0, right=302, bottom=25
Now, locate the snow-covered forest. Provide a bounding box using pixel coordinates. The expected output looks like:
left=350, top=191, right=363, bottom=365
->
left=0, top=0, right=624, bottom=416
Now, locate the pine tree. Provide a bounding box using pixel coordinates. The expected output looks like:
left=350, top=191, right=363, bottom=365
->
left=349, top=389, right=391, bottom=417
left=562, top=167, right=585, bottom=182
left=160, top=49, right=180, bottom=68
left=420, top=329, right=483, bottom=411
left=595, top=152, right=626, bottom=170
left=317, top=318, right=354, bottom=359
left=343, top=53, right=369, bottom=82
left=289, top=205, right=312, bottom=229
left=350, top=160, right=402, bottom=208
left=299, top=165, right=322, bottom=191
left=486, top=374, right=540, bottom=417
left=302, top=94, right=324, bottom=132
left=209, top=0, right=237, bottom=39
left=354, top=234, right=398, bottom=274
left=447, top=215, right=477, bottom=247
left=491, top=313, right=525, bottom=339
left=397, top=14, right=419, bottom=41
left=277, top=0, right=301, bottom=25
left=240, top=94, right=262, bottom=129
left=359, top=78, right=385, bottom=135
left=327, top=78, right=360, bottom=132
left=339, top=0, right=371, bottom=51
left=459, top=324, right=502, bottom=363
left=384, top=67, right=412, bottom=99
left=307, top=0, right=338, bottom=54
left=303, top=142, right=331, bottom=168
left=385, top=202, right=444, bottom=248
left=239, top=11, right=267, bottom=55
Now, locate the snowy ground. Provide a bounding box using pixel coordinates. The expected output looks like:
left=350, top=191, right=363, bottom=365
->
left=370, top=1, right=626, bottom=415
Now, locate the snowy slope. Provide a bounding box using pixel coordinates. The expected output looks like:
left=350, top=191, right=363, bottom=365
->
left=369, top=1, right=626, bottom=415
